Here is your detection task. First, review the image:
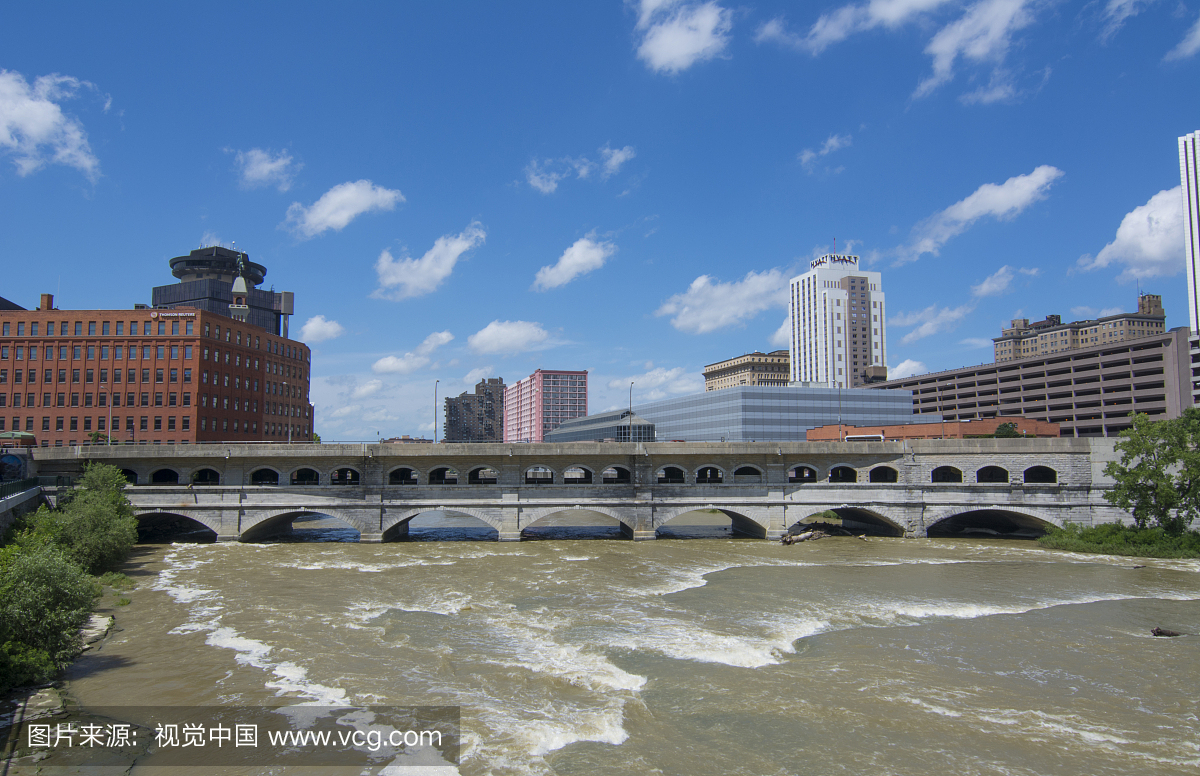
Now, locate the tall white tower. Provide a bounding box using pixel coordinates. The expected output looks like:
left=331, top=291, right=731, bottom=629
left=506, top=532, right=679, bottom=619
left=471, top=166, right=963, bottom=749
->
left=788, top=254, right=886, bottom=388
left=1180, top=131, right=1200, bottom=333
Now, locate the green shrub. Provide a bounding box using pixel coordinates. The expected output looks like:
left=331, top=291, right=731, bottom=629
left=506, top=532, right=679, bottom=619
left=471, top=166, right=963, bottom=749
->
left=0, top=545, right=99, bottom=690
left=1038, top=522, right=1200, bottom=559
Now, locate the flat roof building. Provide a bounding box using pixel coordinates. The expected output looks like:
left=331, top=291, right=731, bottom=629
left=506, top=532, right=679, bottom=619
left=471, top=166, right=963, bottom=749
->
left=788, top=253, right=887, bottom=389
left=545, top=409, right=654, bottom=443
left=994, top=294, right=1166, bottom=363
left=704, top=350, right=790, bottom=391
left=503, top=369, right=588, bottom=442
left=624, top=384, right=936, bottom=442
left=1, top=288, right=313, bottom=446
left=444, top=378, right=505, bottom=442
left=873, top=326, right=1192, bottom=437
left=806, top=416, right=1059, bottom=441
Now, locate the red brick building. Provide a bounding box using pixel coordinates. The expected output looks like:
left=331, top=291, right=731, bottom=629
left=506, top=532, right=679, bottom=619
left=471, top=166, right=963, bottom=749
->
left=805, top=416, right=1059, bottom=441
left=0, top=294, right=313, bottom=446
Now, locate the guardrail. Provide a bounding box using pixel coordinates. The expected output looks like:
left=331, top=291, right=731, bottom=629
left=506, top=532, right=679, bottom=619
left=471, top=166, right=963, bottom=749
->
left=0, top=477, right=40, bottom=500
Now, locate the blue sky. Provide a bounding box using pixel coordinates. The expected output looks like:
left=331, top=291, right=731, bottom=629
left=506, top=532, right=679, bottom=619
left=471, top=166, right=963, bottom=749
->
left=2, top=1, right=1198, bottom=439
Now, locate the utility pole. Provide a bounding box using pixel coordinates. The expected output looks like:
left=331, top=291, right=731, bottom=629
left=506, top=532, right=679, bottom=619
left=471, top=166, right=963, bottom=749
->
left=434, top=380, right=439, bottom=443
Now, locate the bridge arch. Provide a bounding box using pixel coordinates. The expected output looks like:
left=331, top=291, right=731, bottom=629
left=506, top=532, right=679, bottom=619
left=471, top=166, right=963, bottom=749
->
left=249, top=467, right=280, bottom=486
left=240, top=508, right=366, bottom=542
left=786, top=464, right=820, bottom=483
left=120, top=468, right=139, bottom=484
left=134, top=509, right=220, bottom=540
left=387, top=466, right=419, bottom=485
left=520, top=505, right=633, bottom=533
left=868, top=465, right=898, bottom=483
left=426, top=465, right=460, bottom=485
left=653, top=504, right=771, bottom=538
left=828, top=465, right=858, bottom=483
left=191, top=467, right=221, bottom=486
left=289, top=467, right=320, bottom=486
left=523, top=465, right=556, bottom=485
left=599, top=464, right=632, bottom=484
left=382, top=506, right=505, bottom=538
left=467, top=466, right=499, bottom=485
left=694, top=464, right=725, bottom=484
left=977, top=465, right=1009, bottom=484
left=329, top=467, right=361, bottom=486
left=150, top=468, right=180, bottom=485
left=1023, top=465, right=1057, bottom=484
left=731, top=465, right=764, bottom=483
left=828, top=505, right=906, bottom=536
left=931, top=465, right=963, bottom=483
left=562, top=465, right=594, bottom=484
left=656, top=465, right=688, bottom=484
left=924, top=505, right=1064, bottom=537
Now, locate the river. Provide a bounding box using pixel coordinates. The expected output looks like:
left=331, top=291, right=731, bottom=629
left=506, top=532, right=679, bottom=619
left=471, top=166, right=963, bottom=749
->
left=53, top=513, right=1200, bottom=774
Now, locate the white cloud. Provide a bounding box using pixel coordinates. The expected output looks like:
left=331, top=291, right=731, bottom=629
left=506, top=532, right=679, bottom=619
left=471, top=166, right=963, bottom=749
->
left=468, top=320, right=551, bottom=355
left=971, top=265, right=1014, bottom=297
left=915, top=0, right=1039, bottom=99
left=234, top=148, right=299, bottom=191
left=759, top=1, right=1040, bottom=100
left=372, top=222, right=486, bottom=300
left=463, top=366, right=494, bottom=385
left=770, top=316, right=792, bottom=348
left=331, top=404, right=361, bottom=418
left=607, top=366, right=703, bottom=401
left=298, top=314, right=346, bottom=342
left=284, top=180, right=403, bottom=238
left=0, top=69, right=100, bottom=181
left=1072, top=305, right=1125, bottom=319
left=526, top=159, right=567, bottom=194
left=758, top=1, right=955, bottom=55
left=533, top=236, right=617, bottom=290
left=798, top=133, right=852, bottom=173
left=1076, top=187, right=1183, bottom=282
left=656, top=269, right=789, bottom=334
left=1018, top=267, right=1040, bottom=276
left=601, top=145, right=636, bottom=177
left=635, top=1, right=733, bottom=74
left=891, top=304, right=975, bottom=343
left=1100, top=0, right=1154, bottom=43
left=959, top=337, right=994, bottom=348
left=352, top=379, right=383, bottom=399
left=372, top=331, right=454, bottom=374
left=1165, top=13, right=1200, bottom=61
left=888, top=359, right=929, bottom=380
left=897, top=165, right=1063, bottom=263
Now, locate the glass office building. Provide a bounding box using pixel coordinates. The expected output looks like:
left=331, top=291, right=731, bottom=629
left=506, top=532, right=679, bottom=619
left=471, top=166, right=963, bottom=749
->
left=628, top=385, right=935, bottom=442
left=544, top=410, right=655, bottom=443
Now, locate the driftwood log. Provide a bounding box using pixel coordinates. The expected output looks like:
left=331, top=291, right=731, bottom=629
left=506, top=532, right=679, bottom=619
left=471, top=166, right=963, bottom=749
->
left=1151, top=627, right=1181, bottom=637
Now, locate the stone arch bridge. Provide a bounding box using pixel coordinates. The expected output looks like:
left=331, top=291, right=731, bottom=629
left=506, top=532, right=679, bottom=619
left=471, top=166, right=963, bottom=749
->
left=30, top=439, right=1126, bottom=542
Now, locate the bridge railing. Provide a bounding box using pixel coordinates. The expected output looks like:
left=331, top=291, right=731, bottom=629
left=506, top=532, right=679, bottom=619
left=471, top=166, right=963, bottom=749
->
left=0, top=477, right=41, bottom=499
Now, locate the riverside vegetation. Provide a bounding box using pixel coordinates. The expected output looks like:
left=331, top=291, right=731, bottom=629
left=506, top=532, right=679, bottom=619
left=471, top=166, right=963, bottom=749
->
left=1038, top=409, right=1200, bottom=559
left=0, top=463, right=138, bottom=693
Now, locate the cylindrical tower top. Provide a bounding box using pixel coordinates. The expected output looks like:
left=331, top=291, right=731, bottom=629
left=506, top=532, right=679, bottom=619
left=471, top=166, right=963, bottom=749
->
left=169, top=246, right=267, bottom=286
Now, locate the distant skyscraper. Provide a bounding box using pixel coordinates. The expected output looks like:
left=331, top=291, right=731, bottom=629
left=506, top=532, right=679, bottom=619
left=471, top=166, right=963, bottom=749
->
left=503, top=369, right=587, bottom=442
left=1180, top=131, right=1200, bottom=332
left=788, top=254, right=886, bottom=388
left=444, top=378, right=505, bottom=442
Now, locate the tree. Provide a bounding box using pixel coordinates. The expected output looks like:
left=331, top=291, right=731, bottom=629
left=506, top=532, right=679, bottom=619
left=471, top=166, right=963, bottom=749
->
left=993, top=422, right=1020, bottom=438
left=1103, top=409, right=1200, bottom=535
left=311, top=432, right=322, bottom=443
left=87, top=431, right=108, bottom=445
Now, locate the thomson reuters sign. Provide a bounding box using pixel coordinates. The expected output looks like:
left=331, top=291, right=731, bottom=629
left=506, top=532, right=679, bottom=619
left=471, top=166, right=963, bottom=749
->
left=149, top=311, right=197, bottom=318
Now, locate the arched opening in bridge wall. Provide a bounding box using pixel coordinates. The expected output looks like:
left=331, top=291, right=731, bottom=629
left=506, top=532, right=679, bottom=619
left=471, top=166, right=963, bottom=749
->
left=657, top=466, right=685, bottom=484
left=331, top=468, right=360, bottom=486
left=927, top=509, right=1053, bottom=539
left=525, top=466, right=554, bottom=485
left=120, top=469, right=138, bottom=485
left=291, top=468, right=320, bottom=486
left=829, top=466, right=857, bottom=483
left=563, top=466, right=593, bottom=485
left=788, top=466, right=817, bottom=483
left=150, top=469, right=179, bottom=485
left=1024, top=466, right=1057, bottom=484
left=250, top=468, right=279, bottom=486
left=389, top=467, right=418, bottom=485
left=977, top=466, right=1009, bottom=484
left=733, top=466, right=763, bottom=483
left=191, top=468, right=220, bottom=486
left=429, top=467, right=459, bottom=485
left=695, top=466, right=724, bottom=484
left=830, top=507, right=904, bottom=537
left=602, top=466, right=631, bottom=484
left=869, top=466, right=898, bottom=483
left=521, top=508, right=625, bottom=541
left=136, top=511, right=217, bottom=543
left=241, top=511, right=361, bottom=543
left=932, top=466, right=962, bottom=483
left=386, top=510, right=499, bottom=542
left=468, top=467, right=498, bottom=485
left=656, top=508, right=765, bottom=539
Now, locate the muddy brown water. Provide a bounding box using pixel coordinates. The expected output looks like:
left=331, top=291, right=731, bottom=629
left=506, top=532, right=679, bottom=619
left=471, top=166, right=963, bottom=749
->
left=45, top=513, right=1200, bottom=774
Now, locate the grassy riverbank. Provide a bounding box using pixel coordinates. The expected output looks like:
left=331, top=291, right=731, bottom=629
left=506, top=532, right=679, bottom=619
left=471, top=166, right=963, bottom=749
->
left=0, top=464, right=137, bottom=694
left=1038, top=523, right=1200, bottom=559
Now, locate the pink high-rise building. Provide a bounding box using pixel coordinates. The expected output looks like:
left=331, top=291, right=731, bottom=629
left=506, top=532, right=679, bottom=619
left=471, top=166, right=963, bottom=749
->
left=503, top=369, right=588, bottom=442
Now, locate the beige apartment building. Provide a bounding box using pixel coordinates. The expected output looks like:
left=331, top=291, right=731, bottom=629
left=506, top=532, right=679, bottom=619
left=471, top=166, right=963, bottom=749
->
left=994, top=294, right=1166, bottom=362
left=704, top=350, right=791, bottom=391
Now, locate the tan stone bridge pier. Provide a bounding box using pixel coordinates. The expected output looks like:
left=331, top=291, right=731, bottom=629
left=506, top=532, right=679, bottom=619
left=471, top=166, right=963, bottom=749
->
left=30, top=439, right=1127, bottom=542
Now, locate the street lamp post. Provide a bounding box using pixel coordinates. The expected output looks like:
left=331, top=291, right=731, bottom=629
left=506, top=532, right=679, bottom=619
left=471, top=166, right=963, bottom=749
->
left=628, top=381, right=634, bottom=443
left=434, top=380, right=439, bottom=443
